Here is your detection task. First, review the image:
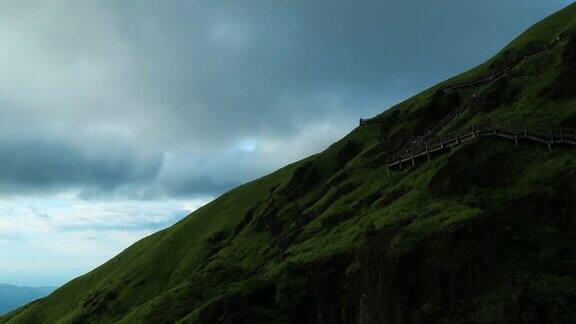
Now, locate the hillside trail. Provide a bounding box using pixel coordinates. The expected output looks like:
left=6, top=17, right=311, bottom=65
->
left=358, top=34, right=573, bottom=171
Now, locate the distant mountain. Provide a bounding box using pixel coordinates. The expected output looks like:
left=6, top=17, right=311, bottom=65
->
left=0, top=284, right=54, bottom=315
left=3, top=2, right=576, bottom=323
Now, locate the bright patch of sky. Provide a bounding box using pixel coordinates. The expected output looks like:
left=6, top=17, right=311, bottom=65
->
left=0, top=193, right=213, bottom=286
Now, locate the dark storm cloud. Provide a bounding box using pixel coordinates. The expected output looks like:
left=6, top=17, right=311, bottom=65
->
left=104, top=0, right=571, bottom=144
left=0, top=138, right=163, bottom=194
left=0, top=0, right=570, bottom=198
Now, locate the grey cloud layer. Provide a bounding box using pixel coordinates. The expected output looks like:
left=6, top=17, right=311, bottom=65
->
left=0, top=0, right=569, bottom=199
left=0, top=138, right=163, bottom=194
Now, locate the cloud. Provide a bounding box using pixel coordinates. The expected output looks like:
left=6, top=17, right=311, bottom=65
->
left=0, top=138, right=163, bottom=196
left=0, top=194, right=213, bottom=286
left=27, top=206, right=49, bottom=219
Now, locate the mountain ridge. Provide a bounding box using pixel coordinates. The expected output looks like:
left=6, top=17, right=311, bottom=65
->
left=0, top=284, right=54, bottom=316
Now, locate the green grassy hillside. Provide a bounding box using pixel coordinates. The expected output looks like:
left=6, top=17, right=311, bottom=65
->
left=3, top=3, right=576, bottom=323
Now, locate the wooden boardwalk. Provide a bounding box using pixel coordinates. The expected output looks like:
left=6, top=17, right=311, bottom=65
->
left=386, top=123, right=576, bottom=169
left=442, top=36, right=562, bottom=91
left=442, top=39, right=562, bottom=91
left=357, top=33, right=574, bottom=173
left=359, top=34, right=566, bottom=127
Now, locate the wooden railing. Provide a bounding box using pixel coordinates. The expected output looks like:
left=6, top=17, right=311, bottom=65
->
left=442, top=35, right=565, bottom=91
left=386, top=123, right=576, bottom=168
left=424, top=108, right=461, bottom=137
left=359, top=34, right=566, bottom=126
left=359, top=33, right=573, bottom=172
left=359, top=117, right=381, bottom=126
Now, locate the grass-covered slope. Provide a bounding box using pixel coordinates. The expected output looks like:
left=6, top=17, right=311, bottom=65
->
left=3, top=3, right=576, bottom=323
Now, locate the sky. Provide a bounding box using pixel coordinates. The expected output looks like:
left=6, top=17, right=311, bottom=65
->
left=0, top=0, right=573, bottom=287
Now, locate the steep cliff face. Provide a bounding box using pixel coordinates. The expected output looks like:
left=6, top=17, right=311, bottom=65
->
left=3, top=3, right=576, bottom=324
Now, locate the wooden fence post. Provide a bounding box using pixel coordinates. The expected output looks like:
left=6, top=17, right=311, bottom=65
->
left=524, top=125, right=527, bottom=137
